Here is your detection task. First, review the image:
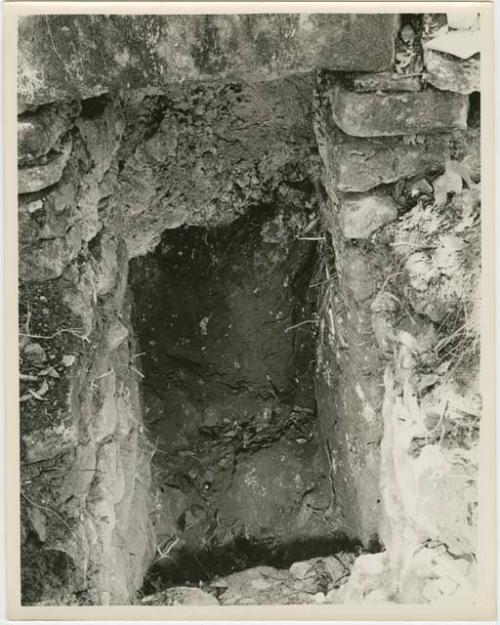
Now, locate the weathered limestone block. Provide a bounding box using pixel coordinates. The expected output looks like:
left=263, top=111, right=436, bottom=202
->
left=329, top=82, right=468, bottom=137
left=62, top=265, right=98, bottom=341
left=92, top=233, right=119, bottom=297
left=74, top=98, right=124, bottom=242
left=22, top=419, right=78, bottom=464
left=424, top=48, right=480, bottom=94
left=18, top=162, right=81, bottom=276
left=315, top=90, right=448, bottom=193
left=18, top=99, right=124, bottom=283
left=18, top=101, right=80, bottom=162
left=19, top=226, right=82, bottom=282
left=18, top=176, right=80, bottom=247
left=315, top=108, right=387, bottom=545
left=351, top=72, right=421, bottom=93
left=315, top=234, right=385, bottom=546
left=339, top=191, right=398, bottom=239
left=331, top=130, right=449, bottom=193
left=18, top=135, right=72, bottom=193
left=18, top=197, right=44, bottom=244
left=341, top=245, right=381, bottom=302
left=18, top=14, right=398, bottom=107
left=106, top=321, right=129, bottom=351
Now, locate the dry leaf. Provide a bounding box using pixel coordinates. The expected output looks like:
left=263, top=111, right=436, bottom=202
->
left=29, top=379, right=49, bottom=401
left=446, top=11, right=480, bottom=32
left=424, top=30, right=481, bottom=59
left=36, top=380, right=49, bottom=397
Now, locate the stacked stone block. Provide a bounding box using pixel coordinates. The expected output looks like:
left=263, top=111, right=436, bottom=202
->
left=17, top=100, right=156, bottom=605
left=315, top=16, right=481, bottom=601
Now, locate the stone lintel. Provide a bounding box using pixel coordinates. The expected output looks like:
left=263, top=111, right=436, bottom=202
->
left=18, top=14, right=398, bottom=108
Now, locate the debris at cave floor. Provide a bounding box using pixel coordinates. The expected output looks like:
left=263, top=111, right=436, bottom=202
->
left=141, top=551, right=359, bottom=606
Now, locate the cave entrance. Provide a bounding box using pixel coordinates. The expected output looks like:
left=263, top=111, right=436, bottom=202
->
left=128, top=201, right=355, bottom=590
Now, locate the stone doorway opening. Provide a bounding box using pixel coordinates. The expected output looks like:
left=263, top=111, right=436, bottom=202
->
left=128, top=200, right=360, bottom=592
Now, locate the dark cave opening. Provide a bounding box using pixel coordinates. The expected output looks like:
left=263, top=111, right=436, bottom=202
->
left=128, top=202, right=349, bottom=591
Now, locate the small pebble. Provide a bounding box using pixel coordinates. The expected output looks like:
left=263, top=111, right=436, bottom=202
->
left=62, top=354, right=76, bottom=367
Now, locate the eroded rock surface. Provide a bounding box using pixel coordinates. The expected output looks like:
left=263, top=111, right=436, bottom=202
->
left=424, top=48, right=480, bottom=94
left=18, top=99, right=154, bottom=605
left=314, top=36, right=481, bottom=600
left=117, top=78, right=320, bottom=257
left=329, top=80, right=469, bottom=137
left=19, top=247, right=156, bottom=605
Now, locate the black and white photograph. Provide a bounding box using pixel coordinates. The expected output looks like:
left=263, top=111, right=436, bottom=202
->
left=3, top=2, right=496, bottom=620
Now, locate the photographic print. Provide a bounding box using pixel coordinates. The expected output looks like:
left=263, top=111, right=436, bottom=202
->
left=3, top=2, right=496, bottom=620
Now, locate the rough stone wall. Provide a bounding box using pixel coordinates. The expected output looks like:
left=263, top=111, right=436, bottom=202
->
left=314, top=14, right=481, bottom=602
left=313, top=73, right=469, bottom=545
left=17, top=76, right=328, bottom=604
left=18, top=97, right=156, bottom=604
